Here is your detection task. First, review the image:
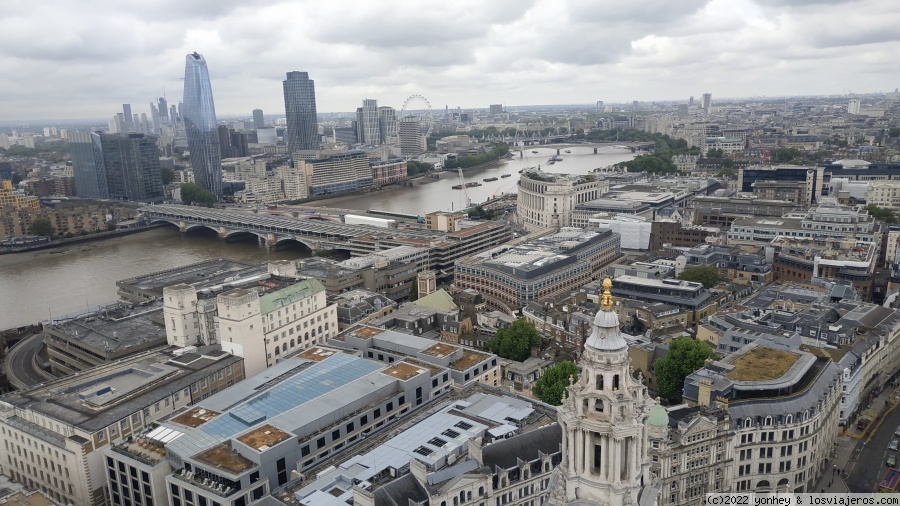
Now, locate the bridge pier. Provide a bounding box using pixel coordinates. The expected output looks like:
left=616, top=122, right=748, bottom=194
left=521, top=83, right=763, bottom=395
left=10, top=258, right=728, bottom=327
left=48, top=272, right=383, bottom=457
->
left=594, top=147, right=598, bottom=154
left=218, top=227, right=228, bottom=239
left=179, top=220, right=187, bottom=233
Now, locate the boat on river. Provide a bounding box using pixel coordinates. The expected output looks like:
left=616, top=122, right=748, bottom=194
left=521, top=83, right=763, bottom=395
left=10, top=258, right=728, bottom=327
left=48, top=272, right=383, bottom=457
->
left=484, top=177, right=498, bottom=182
left=501, top=174, right=511, bottom=178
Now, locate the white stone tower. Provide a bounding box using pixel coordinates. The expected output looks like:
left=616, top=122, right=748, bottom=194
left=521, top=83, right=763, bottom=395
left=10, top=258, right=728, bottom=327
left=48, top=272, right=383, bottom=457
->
left=550, top=278, right=656, bottom=506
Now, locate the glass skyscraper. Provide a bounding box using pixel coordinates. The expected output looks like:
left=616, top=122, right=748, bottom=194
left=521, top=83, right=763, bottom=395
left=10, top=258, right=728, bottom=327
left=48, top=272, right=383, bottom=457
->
left=283, top=71, right=319, bottom=155
left=68, top=131, right=109, bottom=198
left=182, top=52, right=222, bottom=198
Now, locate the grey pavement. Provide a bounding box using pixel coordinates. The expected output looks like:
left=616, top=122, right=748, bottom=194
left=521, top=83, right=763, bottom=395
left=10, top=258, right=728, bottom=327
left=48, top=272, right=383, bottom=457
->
left=836, top=385, right=900, bottom=492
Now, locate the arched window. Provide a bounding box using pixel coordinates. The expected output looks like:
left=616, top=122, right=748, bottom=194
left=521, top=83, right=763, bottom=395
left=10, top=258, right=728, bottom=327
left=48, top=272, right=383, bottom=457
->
left=460, top=491, right=465, bottom=502
left=545, top=462, right=550, bottom=472
left=290, top=339, right=295, bottom=348
left=595, top=400, right=604, bottom=412
left=596, top=375, right=604, bottom=390
left=765, top=416, right=772, bottom=426
left=745, top=418, right=752, bottom=428
left=785, top=414, right=792, bottom=424
left=612, top=375, right=620, bottom=390
left=282, top=343, right=287, bottom=352
left=467, top=491, right=472, bottom=500
left=757, top=480, right=770, bottom=488
left=305, top=332, right=310, bottom=341
left=274, top=347, right=280, bottom=355
left=478, top=486, right=484, bottom=496
left=453, top=498, right=458, bottom=506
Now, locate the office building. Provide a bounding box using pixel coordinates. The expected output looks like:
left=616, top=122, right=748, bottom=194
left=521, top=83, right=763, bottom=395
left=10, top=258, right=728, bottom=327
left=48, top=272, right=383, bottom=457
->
left=122, top=104, right=134, bottom=132
left=95, top=133, right=165, bottom=202
left=0, top=346, right=245, bottom=506
left=517, top=171, right=610, bottom=230
left=605, top=275, right=717, bottom=324
left=737, top=166, right=825, bottom=203
left=68, top=131, right=107, bottom=198
left=158, top=97, right=169, bottom=123
left=252, top=108, right=265, bottom=129
left=489, top=103, right=503, bottom=114
left=283, top=71, right=319, bottom=154
left=182, top=52, right=223, bottom=198
left=370, top=158, right=407, bottom=186
left=399, top=116, right=426, bottom=157
left=454, top=228, right=621, bottom=312
left=682, top=341, right=841, bottom=493
left=295, top=150, right=373, bottom=196
left=702, top=93, right=712, bottom=113
left=848, top=99, right=861, bottom=115
left=767, top=236, right=876, bottom=299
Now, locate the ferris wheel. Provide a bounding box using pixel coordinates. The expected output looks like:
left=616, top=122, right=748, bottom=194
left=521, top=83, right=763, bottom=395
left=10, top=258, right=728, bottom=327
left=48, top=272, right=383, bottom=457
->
left=400, top=94, right=434, bottom=136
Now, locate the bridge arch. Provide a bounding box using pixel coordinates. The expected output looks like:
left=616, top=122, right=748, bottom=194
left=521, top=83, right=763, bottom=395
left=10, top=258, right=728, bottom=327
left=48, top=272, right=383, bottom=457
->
left=224, top=230, right=264, bottom=242
left=148, top=219, right=182, bottom=229
left=272, top=237, right=314, bottom=254
left=183, top=224, right=220, bottom=236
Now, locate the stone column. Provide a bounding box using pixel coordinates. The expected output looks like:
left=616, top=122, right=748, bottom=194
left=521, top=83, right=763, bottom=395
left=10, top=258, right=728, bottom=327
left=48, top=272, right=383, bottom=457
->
left=568, top=428, right=576, bottom=474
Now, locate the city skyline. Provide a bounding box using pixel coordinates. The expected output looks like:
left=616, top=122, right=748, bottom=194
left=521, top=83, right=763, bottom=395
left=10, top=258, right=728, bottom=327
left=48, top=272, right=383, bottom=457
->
left=1, top=0, right=899, bottom=121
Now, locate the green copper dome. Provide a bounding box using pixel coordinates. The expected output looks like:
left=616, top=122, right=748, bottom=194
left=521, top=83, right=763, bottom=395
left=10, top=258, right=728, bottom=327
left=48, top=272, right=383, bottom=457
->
left=649, top=401, right=669, bottom=427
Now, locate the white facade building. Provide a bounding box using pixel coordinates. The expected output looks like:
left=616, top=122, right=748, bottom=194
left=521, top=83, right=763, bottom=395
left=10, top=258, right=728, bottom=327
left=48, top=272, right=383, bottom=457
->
left=517, top=171, right=610, bottom=230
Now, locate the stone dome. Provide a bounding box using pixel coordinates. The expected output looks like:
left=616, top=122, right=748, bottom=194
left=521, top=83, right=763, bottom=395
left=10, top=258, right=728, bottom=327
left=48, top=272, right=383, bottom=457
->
left=649, top=400, right=670, bottom=427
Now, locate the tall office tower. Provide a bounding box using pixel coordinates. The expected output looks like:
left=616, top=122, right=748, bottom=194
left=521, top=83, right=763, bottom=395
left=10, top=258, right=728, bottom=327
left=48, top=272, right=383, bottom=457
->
left=702, top=92, right=712, bottom=113
left=68, top=131, right=109, bottom=198
left=378, top=106, right=398, bottom=145
left=252, top=108, right=265, bottom=129
left=689, top=96, right=694, bottom=107
left=133, top=114, right=140, bottom=132
left=96, top=133, right=164, bottom=202
left=182, top=52, right=222, bottom=198
left=108, top=118, right=119, bottom=134
left=158, top=97, right=169, bottom=122
left=140, top=113, right=150, bottom=135
left=171, top=105, right=179, bottom=123
left=355, top=108, right=364, bottom=144
left=115, top=113, right=127, bottom=134
left=399, top=116, right=425, bottom=157
left=123, top=104, right=134, bottom=132
left=848, top=99, right=861, bottom=114
left=149, top=102, right=161, bottom=133
left=489, top=104, right=503, bottom=115
left=217, top=125, right=232, bottom=159
left=677, top=104, right=689, bottom=119
left=632, top=100, right=639, bottom=111
left=596, top=100, right=604, bottom=110
left=359, top=99, right=380, bottom=145
left=283, top=71, right=319, bottom=155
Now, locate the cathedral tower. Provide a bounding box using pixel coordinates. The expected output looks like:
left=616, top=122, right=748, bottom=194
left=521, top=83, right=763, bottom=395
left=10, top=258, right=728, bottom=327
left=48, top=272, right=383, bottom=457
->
left=551, top=278, right=656, bottom=506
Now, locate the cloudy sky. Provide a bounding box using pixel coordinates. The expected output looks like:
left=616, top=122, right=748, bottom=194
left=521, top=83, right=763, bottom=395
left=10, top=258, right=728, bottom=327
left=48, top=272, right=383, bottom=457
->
left=2, top=0, right=899, bottom=121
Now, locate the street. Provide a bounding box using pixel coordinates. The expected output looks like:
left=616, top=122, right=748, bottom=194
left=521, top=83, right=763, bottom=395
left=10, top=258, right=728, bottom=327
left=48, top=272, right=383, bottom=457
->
left=846, top=401, right=900, bottom=491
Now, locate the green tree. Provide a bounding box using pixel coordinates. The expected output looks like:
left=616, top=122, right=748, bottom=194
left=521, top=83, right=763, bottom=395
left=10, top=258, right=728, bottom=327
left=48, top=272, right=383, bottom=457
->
left=28, top=216, right=56, bottom=237
left=484, top=318, right=542, bottom=362
left=654, top=337, right=718, bottom=403
left=706, top=148, right=724, bottom=158
left=866, top=204, right=897, bottom=224
left=161, top=167, right=175, bottom=185
left=677, top=266, right=720, bottom=289
left=888, top=127, right=900, bottom=138
left=180, top=183, right=216, bottom=207
left=533, top=361, right=578, bottom=405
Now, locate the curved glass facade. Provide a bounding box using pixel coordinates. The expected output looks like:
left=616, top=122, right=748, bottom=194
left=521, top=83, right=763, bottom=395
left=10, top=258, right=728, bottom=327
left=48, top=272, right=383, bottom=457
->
left=182, top=52, right=222, bottom=198
left=283, top=71, right=319, bottom=155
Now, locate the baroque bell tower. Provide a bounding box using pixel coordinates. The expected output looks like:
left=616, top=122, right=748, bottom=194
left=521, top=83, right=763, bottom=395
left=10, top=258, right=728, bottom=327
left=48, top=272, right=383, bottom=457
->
left=549, top=279, right=656, bottom=506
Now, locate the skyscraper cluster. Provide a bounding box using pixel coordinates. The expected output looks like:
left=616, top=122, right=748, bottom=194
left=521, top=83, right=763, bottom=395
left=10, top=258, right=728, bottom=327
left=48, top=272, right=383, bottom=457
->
left=353, top=99, right=398, bottom=146
left=182, top=52, right=222, bottom=199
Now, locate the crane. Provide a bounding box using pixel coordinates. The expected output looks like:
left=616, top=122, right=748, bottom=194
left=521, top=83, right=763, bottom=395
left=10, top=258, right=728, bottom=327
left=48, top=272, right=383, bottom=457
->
left=457, top=167, right=471, bottom=210
left=753, top=127, right=769, bottom=165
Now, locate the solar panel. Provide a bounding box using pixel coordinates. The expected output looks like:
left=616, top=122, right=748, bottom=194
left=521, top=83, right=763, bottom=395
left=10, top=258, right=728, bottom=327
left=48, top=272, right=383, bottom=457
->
left=454, top=421, right=473, bottom=430
left=441, top=429, right=460, bottom=438
left=413, top=446, right=433, bottom=456
left=427, top=437, right=447, bottom=447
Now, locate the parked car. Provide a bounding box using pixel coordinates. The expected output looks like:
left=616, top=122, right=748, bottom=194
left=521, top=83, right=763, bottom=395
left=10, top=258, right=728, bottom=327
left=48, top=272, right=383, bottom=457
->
left=894, top=425, right=900, bottom=437
left=890, top=440, right=899, bottom=451
left=889, top=453, right=897, bottom=467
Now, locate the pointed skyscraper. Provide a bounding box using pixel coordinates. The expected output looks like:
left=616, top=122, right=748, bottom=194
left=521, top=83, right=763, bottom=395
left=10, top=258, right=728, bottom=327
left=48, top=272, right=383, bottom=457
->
left=283, top=71, right=319, bottom=156
left=182, top=52, right=222, bottom=198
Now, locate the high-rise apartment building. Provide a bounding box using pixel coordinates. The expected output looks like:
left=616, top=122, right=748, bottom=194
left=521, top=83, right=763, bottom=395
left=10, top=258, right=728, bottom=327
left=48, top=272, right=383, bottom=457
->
left=848, top=99, right=861, bottom=114
left=702, top=92, right=712, bottom=113
left=360, top=99, right=380, bottom=145
left=252, top=108, right=265, bottom=129
left=149, top=102, right=161, bottom=133
left=182, top=52, right=222, bottom=198
left=122, top=104, right=134, bottom=132
left=378, top=106, right=398, bottom=144
left=399, top=116, right=425, bottom=157
left=68, top=131, right=109, bottom=198
left=96, top=133, right=165, bottom=202
left=283, top=71, right=319, bottom=155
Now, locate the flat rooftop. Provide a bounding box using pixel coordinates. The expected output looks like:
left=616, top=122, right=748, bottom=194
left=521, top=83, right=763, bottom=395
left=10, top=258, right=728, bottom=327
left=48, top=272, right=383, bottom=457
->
left=728, top=347, right=801, bottom=381
left=195, top=441, right=256, bottom=475
left=421, top=343, right=456, bottom=358
left=237, top=424, right=292, bottom=451
left=49, top=303, right=166, bottom=353
left=381, top=362, right=428, bottom=381
left=117, top=259, right=260, bottom=295
left=297, top=347, right=340, bottom=361
left=171, top=407, right=221, bottom=428
left=451, top=350, right=490, bottom=371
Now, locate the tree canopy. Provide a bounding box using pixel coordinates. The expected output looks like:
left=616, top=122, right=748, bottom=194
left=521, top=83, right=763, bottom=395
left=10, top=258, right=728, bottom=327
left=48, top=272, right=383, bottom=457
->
left=484, top=318, right=542, bottom=362
left=161, top=167, right=175, bottom=185
left=180, top=183, right=216, bottom=207
left=406, top=160, right=433, bottom=176
left=654, top=337, right=718, bottom=403
left=866, top=204, right=897, bottom=224
left=28, top=216, right=56, bottom=237
left=444, top=143, right=509, bottom=170
left=533, top=361, right=578, bottom=405
left=677, top=266, right=720, bottom=289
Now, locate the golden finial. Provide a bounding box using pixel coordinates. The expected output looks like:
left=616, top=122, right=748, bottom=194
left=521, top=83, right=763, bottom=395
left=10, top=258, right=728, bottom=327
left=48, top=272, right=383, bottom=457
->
left=601, top=278, right=614, bottom=311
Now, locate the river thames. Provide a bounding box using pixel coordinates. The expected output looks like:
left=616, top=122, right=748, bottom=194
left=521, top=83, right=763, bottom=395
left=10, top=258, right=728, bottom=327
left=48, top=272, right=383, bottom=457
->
left=0, top=145, right=634, bottom=328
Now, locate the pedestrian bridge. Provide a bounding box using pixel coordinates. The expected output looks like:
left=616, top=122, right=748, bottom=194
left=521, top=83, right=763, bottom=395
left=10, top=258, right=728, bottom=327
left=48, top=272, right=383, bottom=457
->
left=139, top=204, right=439, bottom=252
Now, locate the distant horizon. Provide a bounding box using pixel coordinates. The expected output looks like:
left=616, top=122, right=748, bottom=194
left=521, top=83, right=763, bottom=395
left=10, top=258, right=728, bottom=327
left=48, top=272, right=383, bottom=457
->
left=0, top=91, right=893, bottom=128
